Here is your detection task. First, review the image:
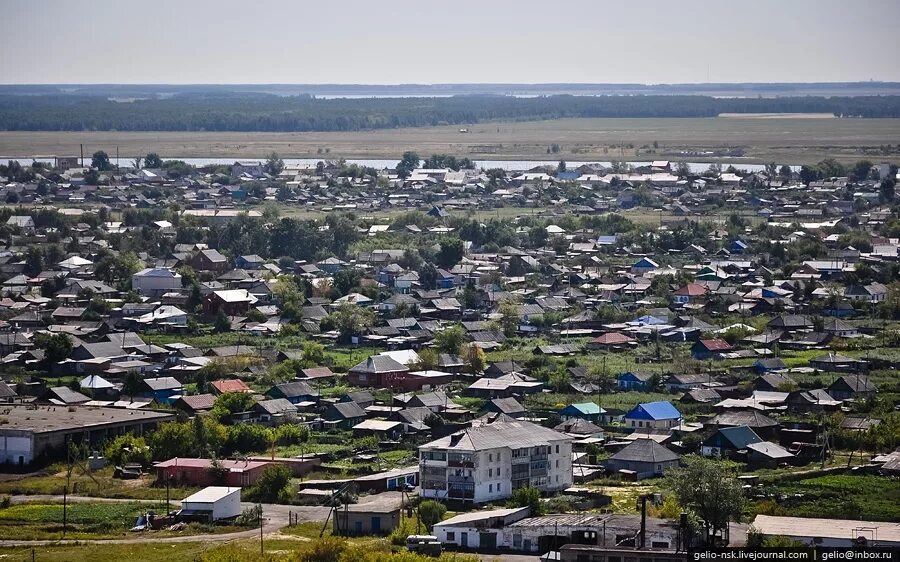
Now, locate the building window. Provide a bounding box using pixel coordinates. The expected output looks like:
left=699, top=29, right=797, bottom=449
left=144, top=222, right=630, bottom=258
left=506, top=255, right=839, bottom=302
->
left=497, top=482, right=501, bottom=492
left=555, top=445, right=559, bottom=454
left=447, top=532, right=455, bottom=541
left=489, top=453, right=493, bottom=462
left=556, top=460, right=559, bottom=468
left=488, top=468, right=492, bottom=477
left=489, top=484, right=493, bottom=493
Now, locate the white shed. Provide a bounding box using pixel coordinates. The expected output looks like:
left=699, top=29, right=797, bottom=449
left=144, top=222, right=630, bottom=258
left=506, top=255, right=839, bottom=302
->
left=180, top=486, right=241, bottom=521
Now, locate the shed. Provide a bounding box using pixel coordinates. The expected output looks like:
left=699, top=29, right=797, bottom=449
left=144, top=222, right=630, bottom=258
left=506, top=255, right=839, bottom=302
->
left=180, top=486, right=241, bottom=521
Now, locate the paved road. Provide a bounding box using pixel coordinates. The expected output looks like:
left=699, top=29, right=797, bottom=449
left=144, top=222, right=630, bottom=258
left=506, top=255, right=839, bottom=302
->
left=0, top=494, right=330, bottom=546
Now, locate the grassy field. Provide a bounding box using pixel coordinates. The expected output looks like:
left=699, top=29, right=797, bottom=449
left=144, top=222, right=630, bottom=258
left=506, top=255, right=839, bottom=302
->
left=0, top=467, right=198, bottom=502
left=0, top=501, right=232, bottom=541
left=747, top=474, right=900, bottom=522
left=2, top=117, right=898, bottom=164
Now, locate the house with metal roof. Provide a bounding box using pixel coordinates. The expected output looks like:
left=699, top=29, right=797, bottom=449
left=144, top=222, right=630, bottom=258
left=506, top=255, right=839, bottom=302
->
left=624, top=401, right=682, bottom=430
left=605, top=439, right=680, bottom=480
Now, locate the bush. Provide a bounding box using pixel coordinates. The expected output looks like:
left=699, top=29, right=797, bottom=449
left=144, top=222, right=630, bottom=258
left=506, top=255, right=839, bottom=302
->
left=417, top=499, right=447, bottom=530
left=244, top=465, right=292, bottom=503
left=508, top=486, right=544, bottom=515
left=104, top=433, right=152, bottom=467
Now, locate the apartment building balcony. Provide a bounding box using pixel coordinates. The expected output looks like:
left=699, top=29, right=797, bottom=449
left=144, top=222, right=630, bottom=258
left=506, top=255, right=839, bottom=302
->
left=447, top=484, right=475, bottom=499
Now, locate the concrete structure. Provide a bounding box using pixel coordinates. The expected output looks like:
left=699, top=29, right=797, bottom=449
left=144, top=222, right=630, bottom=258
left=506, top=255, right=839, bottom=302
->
left=433, top=507, right=530, bottom=550
left=436, top=509, right=682, bottom=553
left=0, top=405, right=175, bottom=467
left=333, top=495, right=401, bottom=536
left=506, top=513, right=681, bottom=553
left=751, top=515, right=900, bottom=547
left=180, top=486, right=241, bottom=521
left=419, top=414, right=572, bottom=504
left=131, top=268, right=183, bottom=297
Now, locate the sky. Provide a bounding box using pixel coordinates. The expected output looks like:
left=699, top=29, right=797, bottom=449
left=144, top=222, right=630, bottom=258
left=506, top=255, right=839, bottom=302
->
left=3, top=0, right=900, bottom=85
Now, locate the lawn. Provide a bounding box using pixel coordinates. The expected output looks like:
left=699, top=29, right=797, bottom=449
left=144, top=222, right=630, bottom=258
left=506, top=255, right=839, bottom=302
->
left=0, top=542, right=216, bottom=562
left=0, top=501, right=154, bottom=540
left=0, top=468, right=199, bottom=502
left=748, top=474, right=900, bottom=522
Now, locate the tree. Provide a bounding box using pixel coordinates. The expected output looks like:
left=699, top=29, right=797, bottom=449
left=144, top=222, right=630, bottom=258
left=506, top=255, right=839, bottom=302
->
left=33, top=332, right=73, bottom=364
left=396, top=151, right=420, bottom=179
left=667, top=456, right=744, bottom=545
left=301, top=340, right=325, bottom=366
left=104, top=433, right=152, bottom=467
left=328, top=302, right=375, bottom=343
left=210, top=392, right=257, bottom=423
left=418, top=262, right=438, bottom=290
left=418, top=500, right=447, bottom=531
left=91, top=150, right=112, bottom=171
left=509, top=486, right=544, bottom=515
left=464, top=344, right=486, bottom=374
left=83, top=168, right=100, bottom=185
left=498, top=298, right=520, bottom=337
left=274, top=275, right=305, bottom=320
left=557, top=160, right=567, bottom=173
left=148, top=421, right=196, bottom=460
left=122, top=371, right=143, bottom=398
left=778, top=164, right=792, bottom=178
left=225, top=423, right=271, bottom=455
left=94, top=251, right=142, bottom=285
left=851, top=159, right=874, bottom=181
left=817, top=157, right=846, bottom=179
left=435, top=238, right=464, bottom=268
left=144, top=153, right=163, bottom=169
left=214, top=310, right=231, bottom=333
left=245, top=464, right=292, bottom=503
left=799, top=165, right=819, bottom=185
left=435, top=325, right=466, bottom=355
left=265, top=152, right=284, bottom=176
left=193, top=415, right=226, bottom=457
left=880, top=177, right=895, bottom=204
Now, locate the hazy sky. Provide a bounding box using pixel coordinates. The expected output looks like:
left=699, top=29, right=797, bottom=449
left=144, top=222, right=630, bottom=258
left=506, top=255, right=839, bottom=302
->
left=3, top=0, right=899, bottom=84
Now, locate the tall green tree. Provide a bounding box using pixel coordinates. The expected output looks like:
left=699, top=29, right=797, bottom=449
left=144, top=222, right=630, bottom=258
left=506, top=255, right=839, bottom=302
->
left=144, top=153, right=163, bottom=168
left=265, top=152, right=284, bottom=175
left=666, top=456, right=744, bottom=545
left=91, top=150, right=112, bottom=171
left=396, top=151, right=420, bottom=179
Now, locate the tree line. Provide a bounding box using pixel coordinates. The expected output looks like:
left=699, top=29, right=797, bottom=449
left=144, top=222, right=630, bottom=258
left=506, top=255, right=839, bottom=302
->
left=1, top=93, right=899, bottom=131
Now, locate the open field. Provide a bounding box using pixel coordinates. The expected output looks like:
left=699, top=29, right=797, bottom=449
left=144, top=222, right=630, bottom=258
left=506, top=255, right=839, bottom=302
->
left=1, top=117, right=899, bottom=164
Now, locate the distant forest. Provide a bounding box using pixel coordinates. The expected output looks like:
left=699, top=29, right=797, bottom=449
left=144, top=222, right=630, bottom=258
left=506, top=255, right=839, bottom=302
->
left=1, top=94, right=899, bottom=132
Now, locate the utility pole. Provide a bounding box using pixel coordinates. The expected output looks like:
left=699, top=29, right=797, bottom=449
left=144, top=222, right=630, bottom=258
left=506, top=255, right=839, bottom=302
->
left=62, top=484, right=68, bottom=537
left=258, top=503, right=264, bottom=555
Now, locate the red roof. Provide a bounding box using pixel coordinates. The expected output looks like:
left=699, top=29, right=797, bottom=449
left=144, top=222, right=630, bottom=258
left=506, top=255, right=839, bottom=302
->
left=154, top=458, right=268, bottom=471
left=211, top=379, right=252, bottom=394
left=674, top=283, right=710, bottom=297
left=698, top=339, right=733, bottom=351
left=594, top=332, right=635, bottom=345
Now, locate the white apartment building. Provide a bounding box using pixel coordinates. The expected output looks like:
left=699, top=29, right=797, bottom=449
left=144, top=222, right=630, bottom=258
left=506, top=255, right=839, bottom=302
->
left=419, top=415, right=573, bottom=504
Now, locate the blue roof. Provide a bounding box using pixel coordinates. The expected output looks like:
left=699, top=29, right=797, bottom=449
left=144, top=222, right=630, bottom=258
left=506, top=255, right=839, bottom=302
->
left=633, top=257, right=659, bottom=268
left=629, top=315, right=668, bottom=326
left=625, top=401, right=682, bottom=421
left=560, top=402, right=606, bottom=415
